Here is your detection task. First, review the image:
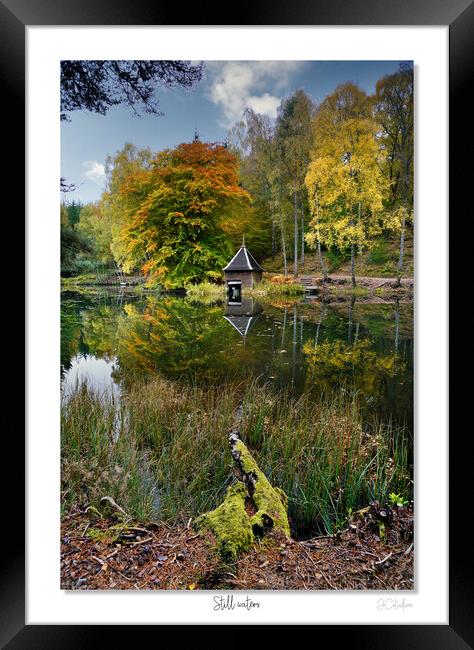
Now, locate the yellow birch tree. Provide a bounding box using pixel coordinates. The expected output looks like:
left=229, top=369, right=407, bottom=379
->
left=305, top=84, right=387, bottom=287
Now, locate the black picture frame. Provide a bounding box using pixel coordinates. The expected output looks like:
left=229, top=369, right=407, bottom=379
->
left=5, top=0, right=469, bottom=644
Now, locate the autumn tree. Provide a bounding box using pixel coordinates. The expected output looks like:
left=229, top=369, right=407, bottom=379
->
left=374, top=63, right=414, bottom=284
left=305, top=83, right=386, bottom=287
left=121, top=140, right=251, bottom=287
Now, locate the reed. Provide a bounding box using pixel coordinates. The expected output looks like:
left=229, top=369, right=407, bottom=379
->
left=61, top=377, right=412, bottom=536
left=248, top=279, right=304, bottom=298
left=185, top=282, right=225, bottom=301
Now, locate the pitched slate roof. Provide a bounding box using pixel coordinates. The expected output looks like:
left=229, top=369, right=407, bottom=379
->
left=223, top=246, right=264, bottom=272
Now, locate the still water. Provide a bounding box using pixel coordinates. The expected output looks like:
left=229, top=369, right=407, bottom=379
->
left=61, top=290, right=413, bottom=432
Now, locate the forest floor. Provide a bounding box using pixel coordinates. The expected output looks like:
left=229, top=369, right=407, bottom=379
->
left=299, top=275, right=413, bottom=288
left=264, top=231, right=414, bottom=280
left=296, top=275, right=414, bottom=299
left=61, top=502, right=413, bottom=591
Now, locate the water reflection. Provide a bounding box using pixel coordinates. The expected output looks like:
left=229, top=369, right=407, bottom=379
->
left=223, top=298, right=262, bottom=337
left=62, top=354, right=121, bottom=400
left=61, top=291, right=413, bottom=430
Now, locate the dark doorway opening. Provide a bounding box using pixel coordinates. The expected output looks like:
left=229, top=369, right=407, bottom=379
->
left=227, top=282, right=242, bottom=304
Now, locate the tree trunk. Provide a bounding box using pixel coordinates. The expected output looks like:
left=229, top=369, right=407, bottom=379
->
left=396, top=210, right=406, bottom=288
left=292, top=304, right=297, bottom=358
left=314, top=191, right=328, bottom=283
left=280, top=215, right=288, bottom=277
left=271, top=203, right=276, bottom=261
left=394, top=302, right=400, bottom=353
left=348, top=295, right=355, bottom=343
left=281, top=307, right=287, bottom=348
left=292, top=304, right=297, bottom=386
left=300, top=194, right=305, bottom=268
left=350, top=240, right=356, bottom=288
left=317, top=241, right=326, bottom=283
left=314, top=321, right=321, bottom=349
left=357, top=201, right=362, bottom=255
left=314, top=305, right=326, bottom=349
left=195, top=431, right=290, bottom=560
left=293, top=191, right=298, bottom=278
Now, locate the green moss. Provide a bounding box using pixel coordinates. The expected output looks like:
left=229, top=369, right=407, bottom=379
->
left=234, top=439, right=290, bottom=537
left=195, top=438, right=290, bottom=560
left=195, top=482, right=254, bottom=560
left=85, top=527, right=115, bottom=543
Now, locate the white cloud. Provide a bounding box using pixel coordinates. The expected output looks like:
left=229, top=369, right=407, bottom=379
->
left=83, top=160, right=106, bottom=184
left=246, top=93, right=281, bottom=117
left=207, top=61, right=304, bottom=127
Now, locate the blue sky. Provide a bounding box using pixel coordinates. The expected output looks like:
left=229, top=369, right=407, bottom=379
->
left=61, top=60, right=407, bottom=204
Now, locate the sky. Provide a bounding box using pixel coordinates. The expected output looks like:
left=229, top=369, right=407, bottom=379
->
left=61, top=60, right=406, bottom=204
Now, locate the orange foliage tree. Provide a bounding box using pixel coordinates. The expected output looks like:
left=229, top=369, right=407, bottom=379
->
left=120, top=140, right=251, bottom=287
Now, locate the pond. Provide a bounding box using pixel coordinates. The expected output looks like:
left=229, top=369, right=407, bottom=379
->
left=61, top=289, right=413, bottom=434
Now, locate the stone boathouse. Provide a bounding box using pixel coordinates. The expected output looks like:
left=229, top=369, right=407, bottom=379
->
left=223, top=241, right=264, bottom=299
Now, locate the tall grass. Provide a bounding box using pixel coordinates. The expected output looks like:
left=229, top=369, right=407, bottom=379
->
left=185, top=279, right=304, bottom=302
left=61, top=377, right=412, bottom=536
left=185, top=282, right=225, bottom=301
left=248, top=279, right=304, bottom=298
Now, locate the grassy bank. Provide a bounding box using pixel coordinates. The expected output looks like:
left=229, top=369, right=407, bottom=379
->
left=248, top=279, right=304, bottom=298
left=62, top=377, right=411, bottom=537
left=61, top=272, right=147, bottom=290
left=185, top=279, right=304, bottom=301
left=185, top=281, right=225, bottom=301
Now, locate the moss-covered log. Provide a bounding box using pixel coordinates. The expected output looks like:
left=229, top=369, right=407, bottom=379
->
left=195, top=431, right=290, bottom=560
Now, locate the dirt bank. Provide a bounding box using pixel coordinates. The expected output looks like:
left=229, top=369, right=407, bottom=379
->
left=295, top=275, right=414, bottom=302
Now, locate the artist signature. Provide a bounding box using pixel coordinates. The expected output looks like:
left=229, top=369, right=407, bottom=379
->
left=377, top=597, right=413, bottom=613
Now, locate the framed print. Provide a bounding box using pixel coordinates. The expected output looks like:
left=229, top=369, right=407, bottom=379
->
left=3, top=0, right=469, bottom=643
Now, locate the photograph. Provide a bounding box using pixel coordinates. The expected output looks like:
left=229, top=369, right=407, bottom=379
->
left=59, top=59, right=414, bottom=591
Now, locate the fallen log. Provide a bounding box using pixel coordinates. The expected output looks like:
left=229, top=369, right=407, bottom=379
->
left=195, top=431, right=290, bottom=560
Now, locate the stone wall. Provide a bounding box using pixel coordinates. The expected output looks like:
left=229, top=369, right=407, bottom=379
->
left=224, top=271, right=262, bottom=289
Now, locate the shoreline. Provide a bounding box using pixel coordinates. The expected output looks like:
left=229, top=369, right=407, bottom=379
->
left=61, top=273, right=413, bottom=302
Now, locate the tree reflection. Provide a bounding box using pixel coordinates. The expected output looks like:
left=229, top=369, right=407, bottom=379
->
left=303, top=338, right=405, bottom=411
left=60, top=293, right=412, bottom=429
left=112, top=296, right=274, bottom=385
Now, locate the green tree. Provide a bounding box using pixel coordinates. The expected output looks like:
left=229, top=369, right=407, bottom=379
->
left=60, top=201, right=93, bottom=274
left=228, top=109, right=278, bottom=262
left=98, top=143, right=154, bottom=272
left=77, top=202, right=115, bottom=265
left=65, top=200, right=82, bottom=230
left=60, top=225, right=93, bottom=274
left=275, top=90, right=315, bottom=276
left=374, top=63, right=414, bottom=284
